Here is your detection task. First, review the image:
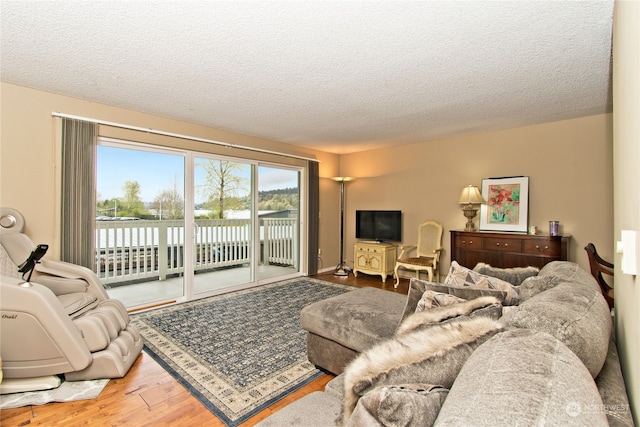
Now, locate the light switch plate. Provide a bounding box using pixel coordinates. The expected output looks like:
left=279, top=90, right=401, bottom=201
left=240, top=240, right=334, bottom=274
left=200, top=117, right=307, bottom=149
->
left=620, top=230, right=637, bottom=275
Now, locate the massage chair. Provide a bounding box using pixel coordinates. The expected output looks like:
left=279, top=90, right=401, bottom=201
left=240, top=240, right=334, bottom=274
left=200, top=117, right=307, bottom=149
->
left=0, top=207, right=143, bottom=393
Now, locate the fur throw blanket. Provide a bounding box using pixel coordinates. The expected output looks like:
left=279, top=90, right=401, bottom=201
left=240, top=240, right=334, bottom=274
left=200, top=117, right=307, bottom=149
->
left=342, top=297, right=503, bottom=425
left=473, top=262, right=539, bottom=286
left=398, top=296, right=500, bottom=335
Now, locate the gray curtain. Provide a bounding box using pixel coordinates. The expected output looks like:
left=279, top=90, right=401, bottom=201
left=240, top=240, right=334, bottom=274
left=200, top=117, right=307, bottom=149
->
left=60, top=118, right=97, bottom=269
left=307, top=161, right=319, bottom=275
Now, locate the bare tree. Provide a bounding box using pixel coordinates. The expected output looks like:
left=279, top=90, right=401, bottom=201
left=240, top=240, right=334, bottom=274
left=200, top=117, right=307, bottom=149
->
left=197, top=160, right=247, bottom=219
left=152, top=179, right=184, bottom=219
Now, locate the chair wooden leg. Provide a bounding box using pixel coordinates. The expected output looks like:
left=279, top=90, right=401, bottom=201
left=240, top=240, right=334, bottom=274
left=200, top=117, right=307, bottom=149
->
left=395, top=267, right=438, bottom=286
left=393, top=265, right=401, bottom=288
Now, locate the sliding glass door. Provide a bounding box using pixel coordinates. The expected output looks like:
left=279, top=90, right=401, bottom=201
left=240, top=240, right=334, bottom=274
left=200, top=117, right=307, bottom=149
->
left=97, top=139, right=304, bottom=308
left=96, top=141, right=187, bottom=307
left=192, top=155, right=254, bottom=296
left=256, top=165, right=301, bottom=281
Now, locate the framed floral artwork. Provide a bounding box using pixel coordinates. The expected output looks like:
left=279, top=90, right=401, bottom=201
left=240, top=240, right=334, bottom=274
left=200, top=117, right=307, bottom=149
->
left=479, top=176, right=529, bottom=232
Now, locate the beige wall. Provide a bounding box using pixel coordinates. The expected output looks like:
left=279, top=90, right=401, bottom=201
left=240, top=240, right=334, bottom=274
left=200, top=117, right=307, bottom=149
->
left=0, top=82, right=341, bottom=264
left=338, top=114, right=613, bottom=275
left=613, top=0, right=639, bottom=422
left=1, top=82, right=613, bottom=277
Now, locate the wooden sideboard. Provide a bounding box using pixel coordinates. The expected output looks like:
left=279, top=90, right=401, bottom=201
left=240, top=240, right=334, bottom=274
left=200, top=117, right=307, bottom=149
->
left=450, top=230, right=570, bottom=269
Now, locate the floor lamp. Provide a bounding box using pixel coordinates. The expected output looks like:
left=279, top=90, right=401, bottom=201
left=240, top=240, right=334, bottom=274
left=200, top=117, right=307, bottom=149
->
left=332, top=177, right=352, bottom=276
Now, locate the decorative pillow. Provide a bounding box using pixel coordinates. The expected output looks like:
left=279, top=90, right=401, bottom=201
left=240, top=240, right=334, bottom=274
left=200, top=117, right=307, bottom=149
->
left=399, top=296, right=501, bottom=335
left=444, top=261, right=519, bottom=305
left=398, top=278, right=432, bottom=323
left=346, top=384, right=448, bottom=427
left=472, top=262, right=539, bottom=286
left=342, top=316, right=503, bottom=424
left=516, top=275, right=562, bottom=302
left=415, top=290, right=466, bottom=312
left=398, top=277, right=504, bottom=327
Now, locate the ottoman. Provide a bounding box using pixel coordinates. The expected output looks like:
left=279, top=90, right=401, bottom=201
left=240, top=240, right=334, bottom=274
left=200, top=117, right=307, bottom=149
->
left=300, top=287, right=406, bottom=375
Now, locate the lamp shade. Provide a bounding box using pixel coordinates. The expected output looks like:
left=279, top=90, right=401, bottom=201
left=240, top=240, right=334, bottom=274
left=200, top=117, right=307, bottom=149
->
left=458, top=185, right=486, bottom=205
left=332, top=177, right=353, bottom=183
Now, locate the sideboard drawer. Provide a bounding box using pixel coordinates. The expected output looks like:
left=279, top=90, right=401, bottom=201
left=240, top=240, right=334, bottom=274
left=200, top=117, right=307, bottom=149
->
left=483, top=237, right=522, bottom=253
left=523, top=240, right=561, bottom=257
left=455, top=236, right=482, bottom=249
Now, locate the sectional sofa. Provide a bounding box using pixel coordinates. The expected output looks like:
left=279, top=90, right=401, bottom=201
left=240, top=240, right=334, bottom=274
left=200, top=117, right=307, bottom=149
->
left=257, top=261, right=634, bottom=426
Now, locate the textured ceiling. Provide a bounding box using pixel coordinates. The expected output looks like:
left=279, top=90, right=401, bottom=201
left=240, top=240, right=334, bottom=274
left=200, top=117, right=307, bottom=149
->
left=1, top=1, right=614, bottom=154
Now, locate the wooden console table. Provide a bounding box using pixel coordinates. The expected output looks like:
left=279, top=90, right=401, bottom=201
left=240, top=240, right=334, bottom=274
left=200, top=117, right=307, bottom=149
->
left=353, top=242, right=397, bottom=282
left=450, top=230, right=570, bottom=269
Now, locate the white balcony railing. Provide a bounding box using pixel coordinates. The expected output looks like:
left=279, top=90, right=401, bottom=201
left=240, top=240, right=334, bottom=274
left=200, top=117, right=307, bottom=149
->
left=95, top=218, right=298, bottom=285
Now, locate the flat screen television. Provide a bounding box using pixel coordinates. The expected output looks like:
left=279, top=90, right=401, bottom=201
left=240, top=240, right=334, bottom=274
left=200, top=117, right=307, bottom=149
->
left=355, top=210, right=402, bottom=242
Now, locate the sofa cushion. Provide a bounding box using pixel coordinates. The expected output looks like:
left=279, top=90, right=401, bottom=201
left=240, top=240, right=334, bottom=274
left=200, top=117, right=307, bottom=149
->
left=325, top=374, right=345, bottom=400
left=445, top=261, right=519, bottom=305
left=538, top=261, right=602, bottom=294
left=434, top=329, right=609, bottom=426
left=254, top=391, right=342, bottom=427
left=595, top=330, right=635, bottom=427
left=517, top=274, right=562, bottom=302
left=473, top=262, right=540, bottom=286
left=306, top=332, right=359, bottom=375
left=500, top=272, right=611, bottom=378
left=301, top=287, right=406, bottom=353
left=342, top=316, right=502, bottom=423
left=346, top=384, right=448, bottom=427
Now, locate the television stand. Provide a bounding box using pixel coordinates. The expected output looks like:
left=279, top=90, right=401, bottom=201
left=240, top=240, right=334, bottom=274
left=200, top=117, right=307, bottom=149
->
left=353, top=241, right=397, bottom=282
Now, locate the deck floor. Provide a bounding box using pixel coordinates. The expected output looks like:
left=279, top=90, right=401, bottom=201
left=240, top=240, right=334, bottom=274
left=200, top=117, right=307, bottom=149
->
left=106, top=264, right=298, bottom=309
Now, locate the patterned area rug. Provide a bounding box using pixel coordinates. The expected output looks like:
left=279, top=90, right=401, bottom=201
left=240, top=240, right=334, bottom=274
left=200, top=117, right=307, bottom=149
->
left=130, top=277, right=353, bottom=426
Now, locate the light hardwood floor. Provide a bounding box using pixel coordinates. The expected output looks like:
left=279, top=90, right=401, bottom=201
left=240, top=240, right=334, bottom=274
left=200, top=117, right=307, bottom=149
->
left=0, top=272, right=409, bottom=427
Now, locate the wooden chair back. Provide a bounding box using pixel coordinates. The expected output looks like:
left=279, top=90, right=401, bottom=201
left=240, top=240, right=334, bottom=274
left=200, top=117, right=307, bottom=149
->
left=584, top=243, right=614, bottom=309
left=417, top=220, right=443, bottom=260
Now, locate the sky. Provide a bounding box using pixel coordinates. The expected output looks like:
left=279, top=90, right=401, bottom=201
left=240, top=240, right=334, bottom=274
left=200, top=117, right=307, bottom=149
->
left=97, top=145, right=299, bottom=204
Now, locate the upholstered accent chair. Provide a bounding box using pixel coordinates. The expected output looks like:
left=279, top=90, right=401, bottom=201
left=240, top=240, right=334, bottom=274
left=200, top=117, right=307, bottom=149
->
left=394, top=219, right=443, bottom=287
